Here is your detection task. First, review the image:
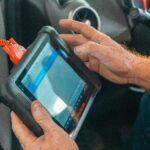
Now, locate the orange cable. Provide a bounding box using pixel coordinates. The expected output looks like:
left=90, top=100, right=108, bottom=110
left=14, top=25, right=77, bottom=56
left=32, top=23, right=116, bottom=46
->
left=0, top=38, right=27, bottom=64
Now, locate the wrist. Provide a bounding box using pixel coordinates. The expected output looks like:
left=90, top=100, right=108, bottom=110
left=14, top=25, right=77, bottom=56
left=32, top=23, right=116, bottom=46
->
left=128, top=55, right=150, bottom=90
left=127, top=55, right=140, bottom=84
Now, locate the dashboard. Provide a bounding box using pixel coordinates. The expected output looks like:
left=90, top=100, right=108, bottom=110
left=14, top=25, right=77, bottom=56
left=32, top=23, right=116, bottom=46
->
left=86, top=0, right=132, bottom=43
left=86, top=0, right=150, bottom=55
left=20, top=0, right=150, bottom=52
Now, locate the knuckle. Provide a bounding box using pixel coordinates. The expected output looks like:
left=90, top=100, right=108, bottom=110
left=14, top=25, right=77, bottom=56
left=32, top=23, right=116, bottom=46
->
left=74, top=36, right=79, bottom=43
left=86, top=41, right=95, bottom=49
left=92, top=32, right=100, bottom=41
left=37, top=116, right=49, bottom=124
left=98, top=33, right=110, bottom=43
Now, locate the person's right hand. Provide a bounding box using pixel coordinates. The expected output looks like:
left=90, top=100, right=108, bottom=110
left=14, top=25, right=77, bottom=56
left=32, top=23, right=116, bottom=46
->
left=59, top=19, right=139, bottom=84
left=11, top=101, right=78, bottom=150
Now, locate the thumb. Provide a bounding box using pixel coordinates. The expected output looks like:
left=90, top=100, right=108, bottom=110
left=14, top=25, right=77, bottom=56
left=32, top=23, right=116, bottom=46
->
left=31, top=101, right=57, bottom=134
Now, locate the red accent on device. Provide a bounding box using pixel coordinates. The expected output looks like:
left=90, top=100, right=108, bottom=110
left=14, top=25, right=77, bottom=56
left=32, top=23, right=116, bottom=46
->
left=142, top=0, right=148, bottom=11
left=77, top=102, right=86, bottom=118
left=0, top=38, right=27, bottom=64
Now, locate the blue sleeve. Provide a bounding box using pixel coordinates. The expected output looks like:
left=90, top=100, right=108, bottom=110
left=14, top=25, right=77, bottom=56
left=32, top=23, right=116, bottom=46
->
left=124, top=93, right=150, bottom=150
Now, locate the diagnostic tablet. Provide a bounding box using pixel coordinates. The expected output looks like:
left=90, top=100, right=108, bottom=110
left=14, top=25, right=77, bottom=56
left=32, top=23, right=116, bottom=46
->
left=0, top=26, right=101, bottom=139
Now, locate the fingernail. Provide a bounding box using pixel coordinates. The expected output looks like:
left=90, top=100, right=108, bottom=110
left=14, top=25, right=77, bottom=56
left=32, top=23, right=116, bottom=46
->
left=32, top=101, right=42, bottom=112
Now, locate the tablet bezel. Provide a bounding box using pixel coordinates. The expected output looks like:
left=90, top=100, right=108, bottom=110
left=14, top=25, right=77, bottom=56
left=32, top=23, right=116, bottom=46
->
left=2, top=26, right=101, bottom=138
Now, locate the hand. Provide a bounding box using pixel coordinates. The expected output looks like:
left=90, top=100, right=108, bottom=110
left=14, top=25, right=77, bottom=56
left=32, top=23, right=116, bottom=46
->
left=11, top=101, right=78, bottom=150
left=59, top=19, right=138, bottom=84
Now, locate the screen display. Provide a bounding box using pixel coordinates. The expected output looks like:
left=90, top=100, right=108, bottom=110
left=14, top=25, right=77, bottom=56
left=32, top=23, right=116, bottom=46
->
left=20, top=42, right=87, bottom=130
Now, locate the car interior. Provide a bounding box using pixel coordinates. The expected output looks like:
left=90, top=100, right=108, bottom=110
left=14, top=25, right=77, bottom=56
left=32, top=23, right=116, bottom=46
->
left=1, top=0, right=150, bottom=150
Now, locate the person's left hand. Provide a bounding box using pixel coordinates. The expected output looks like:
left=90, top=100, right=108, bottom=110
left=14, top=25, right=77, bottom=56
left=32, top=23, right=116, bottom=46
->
left=11, top=101, right=78, bottom=150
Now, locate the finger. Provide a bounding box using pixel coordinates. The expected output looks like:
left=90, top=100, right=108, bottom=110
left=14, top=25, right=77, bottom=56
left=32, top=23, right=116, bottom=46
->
left=61, top=34, right=88, bottom=46
left=11, top=112, right=36, bottom=147
left=74, top=47, right=89, bottom=62
left=59, top=19, right=109, bottom=43
left=85, top=56, right=100, bottom=72
left=74, top=41, right=109, bottom=62
left=31, top=101, right=58, bottom=134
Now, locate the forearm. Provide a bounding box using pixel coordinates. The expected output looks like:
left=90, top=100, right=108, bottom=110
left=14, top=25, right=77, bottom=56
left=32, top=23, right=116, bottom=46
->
left=129, top=55, right=150, bottom=91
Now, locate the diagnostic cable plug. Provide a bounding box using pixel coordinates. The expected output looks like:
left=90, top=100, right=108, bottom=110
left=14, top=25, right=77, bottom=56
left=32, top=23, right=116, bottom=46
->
left=0, top=38, right=27, bottom=65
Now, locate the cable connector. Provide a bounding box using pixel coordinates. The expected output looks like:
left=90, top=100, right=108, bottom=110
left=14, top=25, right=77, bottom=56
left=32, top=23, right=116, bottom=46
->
left=0, top=38, right=27, bottom=64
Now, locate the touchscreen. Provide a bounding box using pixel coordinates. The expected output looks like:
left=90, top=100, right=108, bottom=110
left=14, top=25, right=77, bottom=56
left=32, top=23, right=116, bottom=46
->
left=20, top=43, right=87, bottom=128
